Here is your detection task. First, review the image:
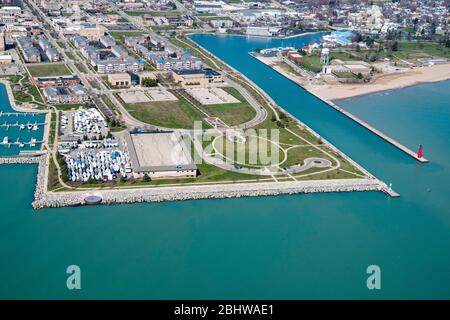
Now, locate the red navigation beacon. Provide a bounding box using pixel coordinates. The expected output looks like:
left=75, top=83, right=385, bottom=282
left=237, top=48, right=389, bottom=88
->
left=417, top=145, right=423, bottom=158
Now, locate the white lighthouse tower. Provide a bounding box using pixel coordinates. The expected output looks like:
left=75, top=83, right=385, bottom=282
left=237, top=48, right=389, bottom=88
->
left=320, top=48, right=330, bottom=65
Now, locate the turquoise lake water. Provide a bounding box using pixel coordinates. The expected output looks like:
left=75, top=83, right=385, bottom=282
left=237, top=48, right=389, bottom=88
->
left=0, top=84, right=45, bottom=156
left=0, top=34, right=449, bottom=299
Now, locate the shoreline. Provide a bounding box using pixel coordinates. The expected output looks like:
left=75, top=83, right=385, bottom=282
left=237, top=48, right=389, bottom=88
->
left=250, top=53, right=450, bottom=102
left=0, top=155, right=391, bottom=210
left=0, top=35, right=398, bottom=209
left=191, top=31, right=322, bottom=40
left=307, top=64, right=450, bottom=101
left=185, top=35, right=384, bottom=179
left=249, top=52, right=429, bottom=163
left=0, top=80, right=48, bottom=114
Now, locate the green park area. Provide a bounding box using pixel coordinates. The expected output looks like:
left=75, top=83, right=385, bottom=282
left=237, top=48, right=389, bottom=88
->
left=298, top=40, right=450, bottom=72
left=120, top=87, right=257, bottom=129
left=26, top=63, right=72, bottom=77
left=53, top=103, right=89, bottom=111
left=8, top=75, right=44, bottom=106
left=191, top=114, right=365, bottom=182
left=109, top=31, right=147, bottom=40
left=202, top=87, right=257, bottom=126
left=391, top=41, right=450, bottom=60
left=119, top=94, right=208, bottom=129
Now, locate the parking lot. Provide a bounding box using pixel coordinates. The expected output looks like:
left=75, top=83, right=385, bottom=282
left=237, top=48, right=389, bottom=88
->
left=60, top=108, right=109, bottom=139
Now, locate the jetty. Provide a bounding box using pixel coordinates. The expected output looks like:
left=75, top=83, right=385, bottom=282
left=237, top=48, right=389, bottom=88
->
left=1, top=139, right=44, bottom=147
left=324, top=99, right=429, bottom=163
left=248, top=52, right=429, bottom=164
left=0, top=122, right=46, bottom=129
left=0, top=112, right=39, bottom=117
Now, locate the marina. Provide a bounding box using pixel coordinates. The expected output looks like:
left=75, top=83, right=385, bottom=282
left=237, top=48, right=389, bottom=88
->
left=0, top=121, right=46, bottom=130
left=0, top=137, right=43, bottom=147
left=2, top=0, right=450, bottom=301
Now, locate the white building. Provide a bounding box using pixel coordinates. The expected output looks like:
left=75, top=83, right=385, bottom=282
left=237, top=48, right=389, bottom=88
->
left=246, top=26, right=280, bottom=37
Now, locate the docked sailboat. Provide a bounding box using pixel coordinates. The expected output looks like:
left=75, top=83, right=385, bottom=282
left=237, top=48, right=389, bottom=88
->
left=2, top=136, right=8, bottom=145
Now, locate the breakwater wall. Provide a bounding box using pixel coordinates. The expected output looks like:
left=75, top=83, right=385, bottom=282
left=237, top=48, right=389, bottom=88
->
left=321, top=97, right=429, bottom=163
left=32, top=178, right=384, bottom=209
left=0, top=154, right=393, bottom=209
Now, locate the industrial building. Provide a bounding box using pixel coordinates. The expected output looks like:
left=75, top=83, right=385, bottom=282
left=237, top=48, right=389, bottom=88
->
left=125, top=131, right=198, bottom=180
left=34, top=75, right=81, bottom=88
left=172, top=68, right=223, bottom=86
left=246, top=26, right=281, bottom=37
left=107, top=73, right=131, bottom=87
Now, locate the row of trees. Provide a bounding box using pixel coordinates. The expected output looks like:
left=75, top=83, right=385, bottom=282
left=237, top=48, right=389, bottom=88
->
left=141, top=78, right=159, bottom=87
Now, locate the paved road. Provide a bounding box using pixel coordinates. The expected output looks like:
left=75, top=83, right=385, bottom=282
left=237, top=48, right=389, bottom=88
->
left=224, top=78, right=267, bottom=129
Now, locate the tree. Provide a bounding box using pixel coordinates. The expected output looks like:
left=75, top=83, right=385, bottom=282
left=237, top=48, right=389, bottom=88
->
left=141, top=78, right=158, bottom=87
left=143, top=174, right=151, bottom=182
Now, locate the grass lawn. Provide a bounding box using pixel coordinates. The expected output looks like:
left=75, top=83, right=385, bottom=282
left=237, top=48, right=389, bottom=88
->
left=48, top=156, right=63, bottom=191
left=26, top=63, right=72, bottom=77
left=123, top=98, right=208, bottom=129
left=48, top=111, right=57, bottom=147
left=28, top=85, right=44, bottom=103
left=53, top=103, right=88, bottom=111
left=281, top=146, right=334, bottom=168
left=393, top=41, right=450, bottom=60
left=12, top=80, right=44, bottom=105
left=301, top=54, right=322, bottom=72
left=333, top=71, right=357, bottom=79
left=202, top=87, right=257, bottom=126
left=330, top=50, right=362, bottom=61
left=109, top=31, right=147, bottom=40
left=75, top=62, right=88, bottom=73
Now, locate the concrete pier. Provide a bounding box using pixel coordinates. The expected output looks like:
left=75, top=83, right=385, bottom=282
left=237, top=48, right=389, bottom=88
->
left=0, top=112, right=39, bottom=117
left=0, top=122, right=46, bottom=128
left=325, top=99, right=429, bottom=163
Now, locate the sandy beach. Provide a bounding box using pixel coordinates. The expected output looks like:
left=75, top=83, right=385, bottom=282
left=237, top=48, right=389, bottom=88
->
left=307, top=63, right=450, bottom=101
